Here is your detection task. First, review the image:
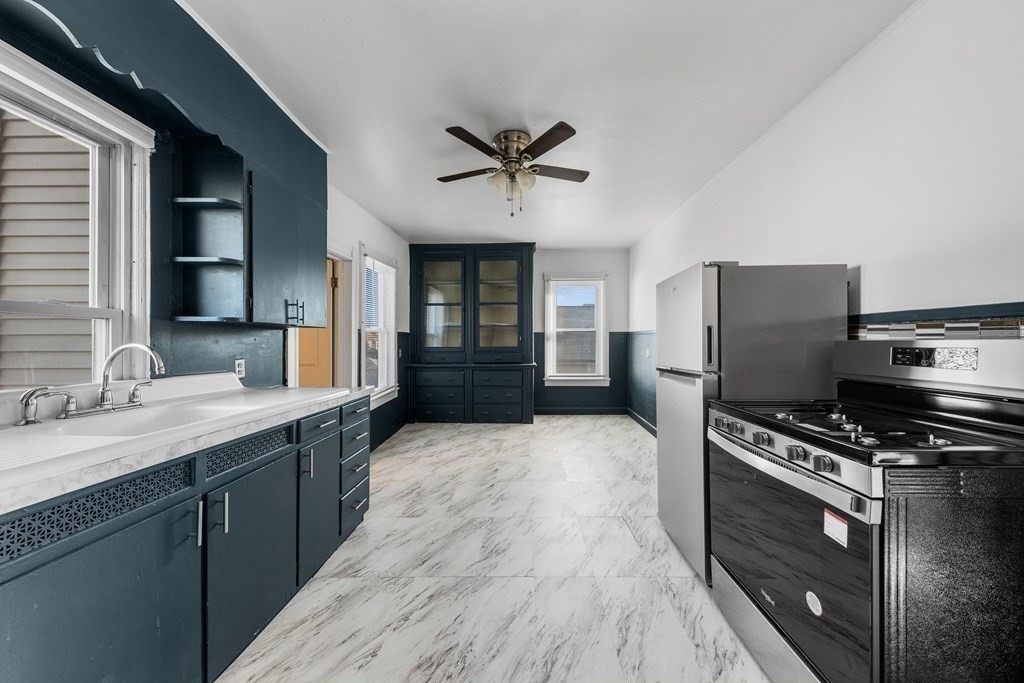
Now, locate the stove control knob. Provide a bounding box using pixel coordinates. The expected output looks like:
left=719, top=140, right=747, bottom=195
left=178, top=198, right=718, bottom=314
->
left=753, top=432, right=771, bottom=446
left=713, top=416, right=728, bottom=429
left=728, top=421, right=744, bottom=435
left=784, top=445, right=807, bottom=462
left=812, top=455, right=835, bottom=473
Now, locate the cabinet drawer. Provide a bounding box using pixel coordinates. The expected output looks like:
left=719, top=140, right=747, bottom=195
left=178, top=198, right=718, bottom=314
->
left=341, top=397, right=370, bottom=426
left=474, top=387, right=523, bottom=404
left=474, top=405, right=523, bottom=423
left=420, top=351, right=466, bottom=364
left=416, top=370, right=465, bottom=386
left=417, top=387, right=463, bottom=404
left=341, top=446, right=370, bottom=496
left=473, top=369, right=523, bottom=386
left=416, top=405, right=465, bottom=422
left=298, top=407, right=341, bottom=443
left=472, top=353, right=523, bottom=364
left=340, top=476, right=370, bottom=542
left=341, top=421, right=371, bottom=458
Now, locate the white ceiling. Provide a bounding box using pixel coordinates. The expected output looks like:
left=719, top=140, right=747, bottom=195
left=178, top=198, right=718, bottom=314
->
left=179, top=0, right=915, bottom=248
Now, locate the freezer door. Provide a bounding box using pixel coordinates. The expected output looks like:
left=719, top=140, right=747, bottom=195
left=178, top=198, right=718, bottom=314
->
left=656, top=368, right=718, bottom=583
left=656, top=263, right=719, bottom=374
left=718, top=264, right=846, bottom=400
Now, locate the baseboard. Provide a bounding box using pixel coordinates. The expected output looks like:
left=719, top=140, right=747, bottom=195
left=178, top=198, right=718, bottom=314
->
left=628, top=409, right=657, bottom=437
left=534, top=407, right=628, bottom=416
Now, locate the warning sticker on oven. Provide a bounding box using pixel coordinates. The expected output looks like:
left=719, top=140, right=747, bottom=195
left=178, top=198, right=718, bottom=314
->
left=824, top=508, right=848, bottom=548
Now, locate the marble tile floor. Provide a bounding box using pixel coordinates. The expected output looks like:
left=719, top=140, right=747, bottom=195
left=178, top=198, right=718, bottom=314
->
left=220, top=415, right=769, bottom=683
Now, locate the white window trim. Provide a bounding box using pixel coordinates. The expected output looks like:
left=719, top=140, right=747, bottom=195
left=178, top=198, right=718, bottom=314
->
left=0, top=39, right=154, bottom=382
left=544, top=275, right=610, bottom=388
left=359, top=242, right=399, bottom=408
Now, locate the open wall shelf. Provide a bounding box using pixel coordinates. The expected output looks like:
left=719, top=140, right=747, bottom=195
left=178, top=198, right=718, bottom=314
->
left=171, top=136, right=248, bottom=322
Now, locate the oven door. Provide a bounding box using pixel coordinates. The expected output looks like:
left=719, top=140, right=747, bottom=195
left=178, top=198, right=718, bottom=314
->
left=708, top=428, right=878, bottom=683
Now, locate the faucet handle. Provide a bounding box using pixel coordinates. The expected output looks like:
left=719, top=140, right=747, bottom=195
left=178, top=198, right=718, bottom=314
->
left=19, top=386, right=52, bottom=404
left=42, top=391, right=78, bottom=419
left=128, top=380, right=152, bottom=405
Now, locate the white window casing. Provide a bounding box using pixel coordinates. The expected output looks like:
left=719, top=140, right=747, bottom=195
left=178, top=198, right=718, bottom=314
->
left=544, top=275, right=610, bottom=388
left=0, top=38, right=154, bottom=388
left=359, top=242, right=398, bottom=407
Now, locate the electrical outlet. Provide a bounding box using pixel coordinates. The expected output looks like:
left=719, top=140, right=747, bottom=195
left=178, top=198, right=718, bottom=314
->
left=234, top=358, right=246, bottom=379
left=645, top=348, right=650, bottom=358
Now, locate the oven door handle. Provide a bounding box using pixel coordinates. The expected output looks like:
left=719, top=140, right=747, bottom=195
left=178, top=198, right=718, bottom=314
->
left=708, top=428, right=881, bottom=524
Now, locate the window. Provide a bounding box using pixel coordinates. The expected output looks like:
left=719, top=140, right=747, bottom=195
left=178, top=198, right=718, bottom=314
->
left=0, top=42, right=153, bottom=390
left=361, top=251, right=397, bottom=400
left=544, top=277, right=608, bottom=386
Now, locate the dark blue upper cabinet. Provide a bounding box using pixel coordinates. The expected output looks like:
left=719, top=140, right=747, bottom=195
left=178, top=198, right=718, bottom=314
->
left=414, top=250, right=469, bottom=363
left=473, top=248, right=530, bottom=363
left=410, top=243, right=534, bottom=364
left=250, top=169, right=327, bottom=327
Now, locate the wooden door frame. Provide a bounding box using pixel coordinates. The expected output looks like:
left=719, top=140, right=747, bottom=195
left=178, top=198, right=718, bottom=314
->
left=286, top=252, right=353, bottom=388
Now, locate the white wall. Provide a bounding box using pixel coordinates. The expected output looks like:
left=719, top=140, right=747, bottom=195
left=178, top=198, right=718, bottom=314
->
left=533, top=248, right=630, bottom=332
left=628, top=0, right=1024, bottom=330
left=327, top=183, right=410, bottom=332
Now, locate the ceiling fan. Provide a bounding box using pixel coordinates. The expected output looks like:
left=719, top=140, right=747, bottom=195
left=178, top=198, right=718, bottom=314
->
left=437, top=121, right=590, bottom=217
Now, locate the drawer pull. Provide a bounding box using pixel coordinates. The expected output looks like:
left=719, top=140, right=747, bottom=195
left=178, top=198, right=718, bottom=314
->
left=318, top=419, right=338, bottom=429
left=448, top=377, right=456, bottom=382
left=353, top=498, right=368, bottom=511
left=354, top=432, right=368, bottom=441
left=354, top=462, right=368, bottom=473
left=355, top=406, right=369, bottom=414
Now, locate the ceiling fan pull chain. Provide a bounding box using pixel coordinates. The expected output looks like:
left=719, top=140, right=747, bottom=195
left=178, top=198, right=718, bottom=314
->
left=508, top=173, right=514, bottom=217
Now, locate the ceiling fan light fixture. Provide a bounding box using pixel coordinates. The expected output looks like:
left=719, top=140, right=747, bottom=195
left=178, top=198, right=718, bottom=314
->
left=486, top=168, right=536, bottom=201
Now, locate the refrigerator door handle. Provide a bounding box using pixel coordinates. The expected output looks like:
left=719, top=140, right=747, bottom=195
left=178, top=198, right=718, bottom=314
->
left=706, top=325, right=715, bottom=367
left=656, top=366, right=705, bottom=379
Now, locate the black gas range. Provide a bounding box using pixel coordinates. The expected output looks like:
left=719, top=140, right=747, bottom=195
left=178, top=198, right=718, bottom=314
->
left=705, top=340, right=1024, bottom=683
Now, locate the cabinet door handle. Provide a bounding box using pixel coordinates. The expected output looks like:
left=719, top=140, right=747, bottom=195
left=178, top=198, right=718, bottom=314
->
left=355, top=406, right=369, bottom=414
left=354, top=432, right=368, bottom=441
left=354, top=462, right=368, bottom=473
left=318, top=419, right=337, bottom=429
left=214, top=492, right=230, bottom=534
left=305, top=448, right=315, bottom=478
left=192, top=500, right=204, bottom=547
left=353, top=498, right=368, bottom=511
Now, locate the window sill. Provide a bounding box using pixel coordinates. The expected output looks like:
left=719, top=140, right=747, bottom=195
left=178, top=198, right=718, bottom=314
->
left=544, top=376, right=611, bottom=388
left=370, top=385, right=399, bottom=409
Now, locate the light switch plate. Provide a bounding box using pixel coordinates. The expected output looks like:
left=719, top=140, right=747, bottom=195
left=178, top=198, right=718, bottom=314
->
left=234, top=358, right=246, bottom=379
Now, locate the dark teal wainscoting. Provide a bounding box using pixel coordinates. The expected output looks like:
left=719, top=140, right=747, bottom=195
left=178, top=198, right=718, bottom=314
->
left=626, top=331, right=657, bottom=436
left=533, top=332, right=628, bottom=415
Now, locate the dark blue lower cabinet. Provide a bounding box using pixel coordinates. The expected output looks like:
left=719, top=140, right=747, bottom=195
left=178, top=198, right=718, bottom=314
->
left=0, top=496, right=204, bottom=682
left=205, top=453, right=299, bottom=680
left=298, top=431, right=342, bottom=585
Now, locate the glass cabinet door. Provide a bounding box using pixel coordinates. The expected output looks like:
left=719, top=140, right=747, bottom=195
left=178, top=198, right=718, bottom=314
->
left=422, top=259, right=464, bottom=350
left=477, top=258, right=519, bottom=349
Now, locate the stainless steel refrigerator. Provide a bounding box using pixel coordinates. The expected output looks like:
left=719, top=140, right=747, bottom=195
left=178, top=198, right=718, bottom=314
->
left=656, top=262, right=847, bottom=583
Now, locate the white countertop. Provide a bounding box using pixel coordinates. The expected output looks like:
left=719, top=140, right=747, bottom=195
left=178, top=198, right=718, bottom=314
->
left=0, top=373, right=374, bottom=516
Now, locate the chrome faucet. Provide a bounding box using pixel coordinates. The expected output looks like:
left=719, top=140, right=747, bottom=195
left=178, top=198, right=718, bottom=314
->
left=98, top=344, right=165, bottom=408
left=16, top=387, right=79, bottom=426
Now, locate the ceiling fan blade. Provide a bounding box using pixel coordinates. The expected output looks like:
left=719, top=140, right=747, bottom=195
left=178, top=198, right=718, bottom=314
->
left=445, top=126, right=499, bottom=158
left=437, top=168, right=499, bottom=183
left=520, top=121, right=576, bottom=161
left=531, top=165, right=590, bottom=182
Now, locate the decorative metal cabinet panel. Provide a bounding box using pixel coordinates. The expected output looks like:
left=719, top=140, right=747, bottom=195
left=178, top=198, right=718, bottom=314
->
left=409, top=243, right=535, bottom=423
